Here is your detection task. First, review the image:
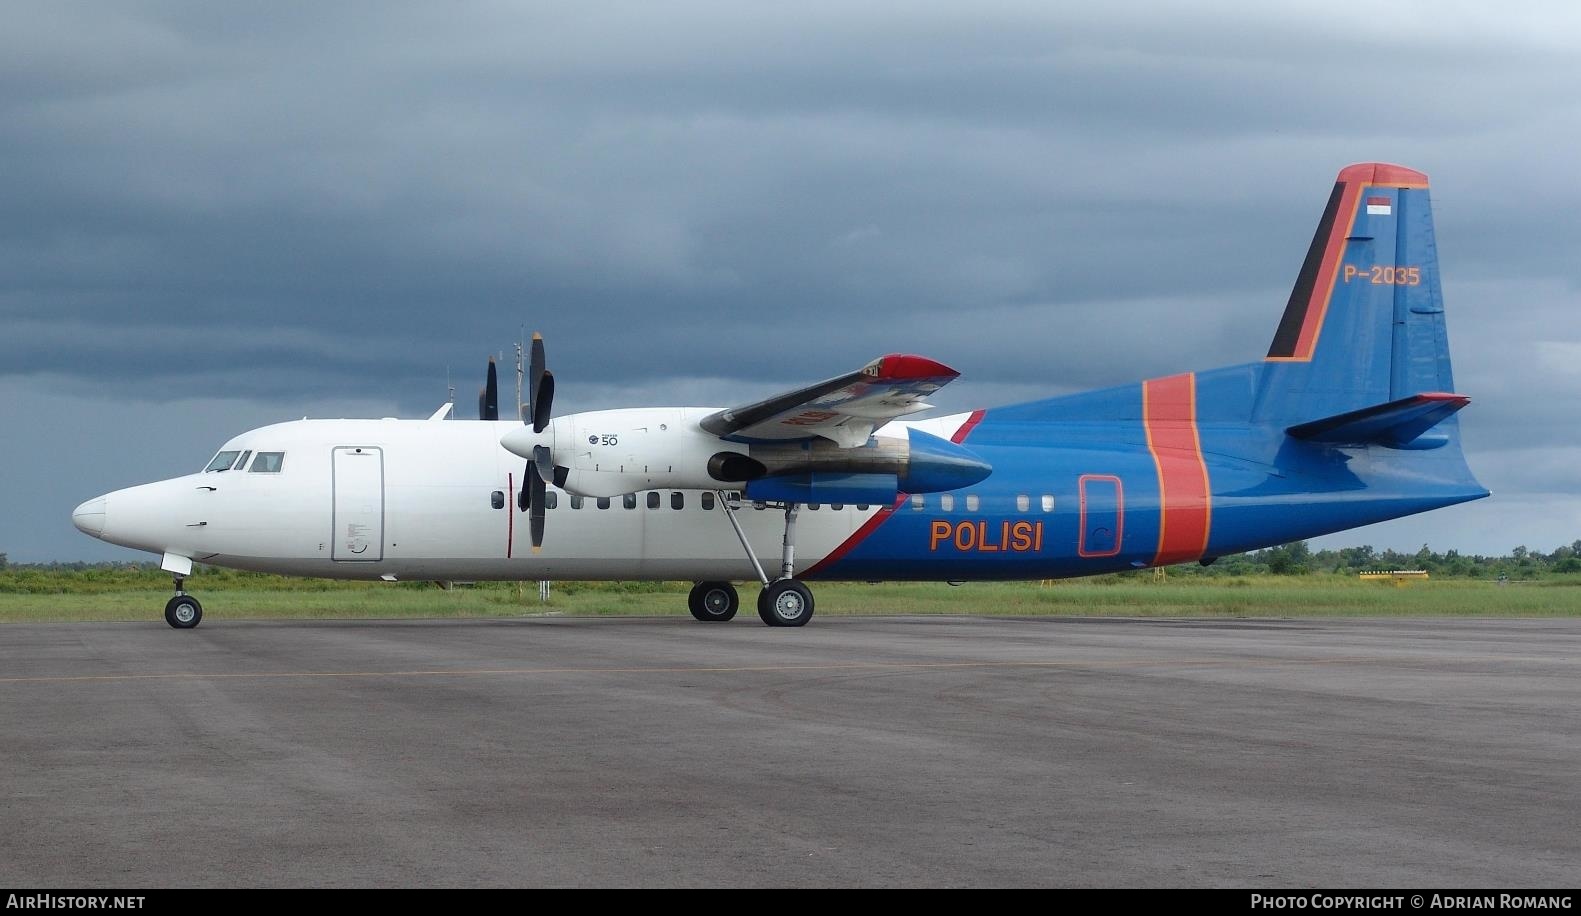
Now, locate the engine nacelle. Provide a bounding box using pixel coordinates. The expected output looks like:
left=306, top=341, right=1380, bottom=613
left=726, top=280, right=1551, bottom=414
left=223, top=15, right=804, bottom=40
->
left=539, top=407, right=748, bottom=497
left=501, top=408, right=991, bottom=500
left=737, top=429, right=990, bottom=503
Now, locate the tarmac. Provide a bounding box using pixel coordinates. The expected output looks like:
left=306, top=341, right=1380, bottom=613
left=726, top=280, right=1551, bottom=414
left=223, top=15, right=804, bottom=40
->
left=1, top=614, right=1578, bottom=887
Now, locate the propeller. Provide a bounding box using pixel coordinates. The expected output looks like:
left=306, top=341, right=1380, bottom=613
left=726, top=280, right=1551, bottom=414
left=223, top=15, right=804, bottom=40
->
left=513, top=333, right=561, bottom=550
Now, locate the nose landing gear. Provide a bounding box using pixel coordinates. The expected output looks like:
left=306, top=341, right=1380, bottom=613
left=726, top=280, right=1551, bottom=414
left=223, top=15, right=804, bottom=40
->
left=164, top=576, right=203, bottom=629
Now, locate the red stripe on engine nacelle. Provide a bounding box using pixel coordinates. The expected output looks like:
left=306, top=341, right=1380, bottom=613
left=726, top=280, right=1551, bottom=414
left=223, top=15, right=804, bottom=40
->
left=1143, top=373, right=1212, bottom=566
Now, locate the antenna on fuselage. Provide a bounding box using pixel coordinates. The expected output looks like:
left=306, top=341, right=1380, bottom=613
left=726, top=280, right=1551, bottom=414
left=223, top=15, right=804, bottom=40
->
left=515, top=330, right=526, bottom=423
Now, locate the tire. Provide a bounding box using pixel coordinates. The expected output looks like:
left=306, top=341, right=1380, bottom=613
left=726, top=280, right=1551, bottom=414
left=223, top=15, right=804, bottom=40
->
left=756, top=579, right=814, bottom=628
left=164, top=595, right=203, bottom=629
left=688, top=581, right=739, bottom=622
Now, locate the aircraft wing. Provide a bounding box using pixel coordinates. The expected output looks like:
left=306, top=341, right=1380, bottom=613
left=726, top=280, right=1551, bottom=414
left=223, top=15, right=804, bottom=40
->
left=699, top=354, right=960, bottom=447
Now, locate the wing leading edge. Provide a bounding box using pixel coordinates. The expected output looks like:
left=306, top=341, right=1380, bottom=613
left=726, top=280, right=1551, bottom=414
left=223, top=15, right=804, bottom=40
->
left=699, top=354, right=960, bottom=447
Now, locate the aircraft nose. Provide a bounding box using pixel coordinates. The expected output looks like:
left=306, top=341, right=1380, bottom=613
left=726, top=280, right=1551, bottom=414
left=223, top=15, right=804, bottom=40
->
left=72, top=497, right=107, bottom=538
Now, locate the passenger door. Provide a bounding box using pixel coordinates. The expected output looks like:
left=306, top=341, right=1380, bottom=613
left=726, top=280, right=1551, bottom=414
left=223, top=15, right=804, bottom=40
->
left=333, top=446, right=384, bottom=561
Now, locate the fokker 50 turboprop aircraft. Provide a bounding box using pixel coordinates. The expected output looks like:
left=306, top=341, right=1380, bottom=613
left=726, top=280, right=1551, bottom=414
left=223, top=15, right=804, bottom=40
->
left=73, top=163, right=1486, bottom=629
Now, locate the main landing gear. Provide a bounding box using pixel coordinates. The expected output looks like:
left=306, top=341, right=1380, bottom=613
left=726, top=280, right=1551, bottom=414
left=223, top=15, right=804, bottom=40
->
left=688, top=581, right=739, bottom=622
left=164, top=576, right=203, bottom=629
left=710, top=493, right=816, bottom=627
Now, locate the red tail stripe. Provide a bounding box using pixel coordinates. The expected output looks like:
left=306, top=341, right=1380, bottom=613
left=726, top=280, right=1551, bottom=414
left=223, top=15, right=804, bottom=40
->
left=1143, top=374, right=1212, bottom=566
left=1290, top=179, right=1363, bottom=360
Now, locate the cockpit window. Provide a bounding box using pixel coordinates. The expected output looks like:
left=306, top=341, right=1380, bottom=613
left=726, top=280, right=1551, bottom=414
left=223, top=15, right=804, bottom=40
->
left=249, top=452, right=285, bottom=473
left=205, top=451, right=240, bottom=472
left=232, top=450, right=252, bottom=471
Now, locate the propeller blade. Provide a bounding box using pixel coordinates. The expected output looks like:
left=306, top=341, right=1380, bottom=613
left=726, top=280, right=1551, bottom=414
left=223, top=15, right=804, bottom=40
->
left=517, top=462, right=532, bottom=512
left=533, top=444, right=554, bottom=483
left=529, top=333, right=545, bottom=416
left=482, top=357, right=499, bottom=421
left=529, top=472, right=546, bottom=549
left=478, top=387, right=487, bottom=423
left=533, top=371, right=555, bottom=433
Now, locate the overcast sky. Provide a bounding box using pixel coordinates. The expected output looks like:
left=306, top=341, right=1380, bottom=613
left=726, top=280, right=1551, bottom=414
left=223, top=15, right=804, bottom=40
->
left=4, top=1, right=1579, bottom=562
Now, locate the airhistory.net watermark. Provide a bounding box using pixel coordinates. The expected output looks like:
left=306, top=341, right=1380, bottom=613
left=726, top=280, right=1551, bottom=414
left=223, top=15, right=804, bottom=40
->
left=5, top=897, right=145, bottom=910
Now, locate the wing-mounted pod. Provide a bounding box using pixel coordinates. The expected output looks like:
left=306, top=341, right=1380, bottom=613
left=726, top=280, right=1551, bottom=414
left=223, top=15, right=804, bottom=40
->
left=731, top=429, right=991, bottom=504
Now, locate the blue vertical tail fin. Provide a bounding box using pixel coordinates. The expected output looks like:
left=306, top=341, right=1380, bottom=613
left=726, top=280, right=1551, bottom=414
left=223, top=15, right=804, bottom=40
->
left=1254, top=163, right=1455, bottom=425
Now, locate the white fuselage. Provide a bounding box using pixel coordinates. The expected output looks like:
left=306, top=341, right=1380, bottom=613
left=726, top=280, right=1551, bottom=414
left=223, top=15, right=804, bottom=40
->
left=76, top=412, right=974, bottom=581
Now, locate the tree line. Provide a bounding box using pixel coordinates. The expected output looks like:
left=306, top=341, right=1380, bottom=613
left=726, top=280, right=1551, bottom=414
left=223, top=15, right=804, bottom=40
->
left=6, top=541, right=1581, bottom=580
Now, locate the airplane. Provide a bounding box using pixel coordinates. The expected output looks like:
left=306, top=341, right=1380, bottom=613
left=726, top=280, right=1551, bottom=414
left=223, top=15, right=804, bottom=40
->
left=71, top=162, right=1488, bottom=629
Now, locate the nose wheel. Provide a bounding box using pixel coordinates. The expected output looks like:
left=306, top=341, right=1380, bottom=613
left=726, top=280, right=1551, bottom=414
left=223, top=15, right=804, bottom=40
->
left=164, top=577, right=203, bottom=629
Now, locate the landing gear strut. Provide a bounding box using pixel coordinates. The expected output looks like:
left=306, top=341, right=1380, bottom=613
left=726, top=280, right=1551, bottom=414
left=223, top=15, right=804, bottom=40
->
left=716, top=493, right=815, bottom=627
left=164, top=576, right=203, bottom=629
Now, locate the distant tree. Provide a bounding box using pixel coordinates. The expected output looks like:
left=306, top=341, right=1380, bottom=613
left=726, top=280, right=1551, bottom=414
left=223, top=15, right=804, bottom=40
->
left=1266, top=541, right=1311, bottom=575
left=0, top=552, right=7, bottom=570
left=1558, top=557, right=1581, bottom=574
left=1512, top=546, right=1529, bottom=561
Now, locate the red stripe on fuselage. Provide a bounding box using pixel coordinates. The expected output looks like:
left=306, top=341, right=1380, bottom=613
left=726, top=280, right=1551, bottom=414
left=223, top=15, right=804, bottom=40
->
left=803, top=409, right=985, bottom=578
left=1142, top=374, right=1211, bottom=566
left=801, top=495, right=904, bottom=579
left=507, top=471, right=514, bottom=559
left=952, top=408, right=986, bottom=444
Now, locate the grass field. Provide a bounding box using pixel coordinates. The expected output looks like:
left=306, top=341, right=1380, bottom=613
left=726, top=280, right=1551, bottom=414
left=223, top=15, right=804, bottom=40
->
left=2, top=569, right=1579, bottom=623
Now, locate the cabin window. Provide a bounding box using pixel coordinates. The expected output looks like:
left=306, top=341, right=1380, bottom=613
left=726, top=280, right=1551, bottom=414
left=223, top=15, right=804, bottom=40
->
left=808, top=503, right=820, bottom=511
left=752, top=500, right=766, bottom=511
left=938, top=494, right=954, bottom=512
left=205, top=451, right=240, bottom=473
left=623, top=493, right=637, bottom=509
left=249, top=452, right=285, bottom=473
left=545, top=491, right=558, bottom=510
left=857, top=504, right=870, bottom=511
left=232, top=450, right=252, bottom=471
left=671, top=492, right=684, bottom=510
left=647, top=492, right=661, bottom=509
left=831, top=503, right=844, bottom=511
left=1041, top=494, right=1055, bottom=512
left=1016, top=494, right=1031, bottom=512
left=910, top=494, right=925, bottom=510
left=965, top=494, right=980, bottom=512
left=597, top=497, right=611, bottom=510
left=571, top=495, right=584, bottom=510
left=490, top=491, right=505, bottom=510
left=701, top=492, right=715, bottom=510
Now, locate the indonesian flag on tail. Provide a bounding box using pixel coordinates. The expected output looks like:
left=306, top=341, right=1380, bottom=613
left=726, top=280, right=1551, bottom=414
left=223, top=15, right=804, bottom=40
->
left=1366, top=196, right=1392, bottom=216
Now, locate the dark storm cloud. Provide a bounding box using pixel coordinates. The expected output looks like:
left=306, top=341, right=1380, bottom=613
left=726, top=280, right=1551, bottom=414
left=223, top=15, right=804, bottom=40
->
left=3, top=1, right=1579, bottom=559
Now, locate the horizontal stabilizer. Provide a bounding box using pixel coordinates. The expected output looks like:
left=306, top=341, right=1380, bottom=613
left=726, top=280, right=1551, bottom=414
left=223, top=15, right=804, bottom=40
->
left=1287, top=392, right=1469, bottom=448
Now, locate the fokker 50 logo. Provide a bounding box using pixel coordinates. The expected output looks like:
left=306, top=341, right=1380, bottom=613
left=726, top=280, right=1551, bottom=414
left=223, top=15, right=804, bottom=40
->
left=930, top=520, right=1043, bottom=553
